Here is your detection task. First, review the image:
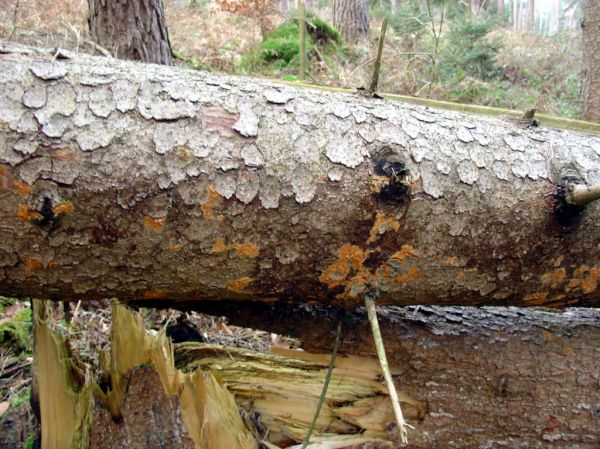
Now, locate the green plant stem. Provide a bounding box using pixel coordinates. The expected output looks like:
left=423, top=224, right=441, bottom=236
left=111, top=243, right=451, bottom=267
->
left=365, top=293, right=409, bottom=444
left=299, top=0, right=306, bottom=81
left=369, top=18, right=388, bottom=93
left=300, top=321, right=342, bottom=449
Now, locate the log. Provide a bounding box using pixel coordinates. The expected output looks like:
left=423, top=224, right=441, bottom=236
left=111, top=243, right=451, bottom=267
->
left=2, top=44, right=600, bottom=307
left=181, top=303, right=600, bottom=448
left=32, top=301, right=600, bottom=449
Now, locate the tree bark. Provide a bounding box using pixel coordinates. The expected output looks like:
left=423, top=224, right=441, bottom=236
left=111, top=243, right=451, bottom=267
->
left=332, top=0, right=369, bottom=43
left=497, top=0, right=505, bottom=18
left=88, top=0, right=173, bottom=65
left=1, top=44, right=600, bottom=308
left=582, top=0, right=600, bottom=123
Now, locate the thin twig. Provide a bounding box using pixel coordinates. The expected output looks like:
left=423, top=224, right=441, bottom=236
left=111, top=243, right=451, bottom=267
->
left=566, top=183, right=600, bottom=206
left=299, top=0, right=307, bottom=81
left=8, top=0, right=21, bottom=41
left=365, top=293, right=412, bottom=444
left=369, top=18, right=388, bottom=94
left=300, top=321, right=342, bottom=449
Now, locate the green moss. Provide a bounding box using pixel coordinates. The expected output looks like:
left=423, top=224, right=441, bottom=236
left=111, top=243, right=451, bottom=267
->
left=0, top=307, right=32, bottom=354
left=240, top=13, right=341, bottom=74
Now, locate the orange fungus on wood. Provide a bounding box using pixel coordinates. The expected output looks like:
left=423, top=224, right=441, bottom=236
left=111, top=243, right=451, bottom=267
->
left=200, top=186, right=221, bottom=219
left=227, top=277, right=252, bottom=292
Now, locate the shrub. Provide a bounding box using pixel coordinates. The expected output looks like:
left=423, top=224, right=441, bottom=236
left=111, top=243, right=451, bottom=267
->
left=440, top=20, right=503, bottom=82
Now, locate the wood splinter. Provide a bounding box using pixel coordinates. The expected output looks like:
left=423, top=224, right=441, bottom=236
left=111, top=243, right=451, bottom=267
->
left=365, top=292, right=412, bottom=444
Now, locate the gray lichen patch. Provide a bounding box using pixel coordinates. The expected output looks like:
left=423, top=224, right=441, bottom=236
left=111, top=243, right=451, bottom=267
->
left=112, top=79, right=139, bottom=112
left=235, top=170, right=260, bottom=204
left=504, top=133, right=527, bottom=152
left=420, top=160, right=444, bottom=198
left=214, top=172, right=238, bottom=199
left=30, top=63, right=68, bottom=80
left=456, top=127, right=475, bottom=143
left=76, top=123, right=114, bottom=151
left=34, top=83, right=76, bottom=125
left=328, top=166, right=343, bottom=182
left=13, top=139, right=37, bottom=155
left=89, top=87, right=117, bottom=118
left=325, top=135, right=364, bottom=168
left=258, top=174, right=281, bottom=209
left=457, top=160, right=479, bottom=185
left=138, top=81, right=195, bottom=120
left=42, top=114, right=70, bottom=138
left=233, top=104, right=259, bottom=137
left=265, top=90, right=293, bottom=104
left=331, top=103, right=351, bottom=119
left=22, top=85, right=47, bottom=109
left=241, top=143, right=264, bottom=167
left=291, top=165, right=316, bottom=204
left=153, top=121, right=187, bottom=154
left=17, top=156, right=52, bottom=184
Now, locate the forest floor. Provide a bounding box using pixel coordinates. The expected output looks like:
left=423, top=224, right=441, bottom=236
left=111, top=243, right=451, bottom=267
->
left=0, top=0, right=585, bottom=118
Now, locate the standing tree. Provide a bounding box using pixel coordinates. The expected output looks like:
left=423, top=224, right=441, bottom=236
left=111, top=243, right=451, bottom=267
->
left=527, top=0, right=535, bottom=32
left=582, top=0, right=600, bottom=122
left=88, top=0, right=173, bottom=65
left=332, top=0, right=369, bottom=43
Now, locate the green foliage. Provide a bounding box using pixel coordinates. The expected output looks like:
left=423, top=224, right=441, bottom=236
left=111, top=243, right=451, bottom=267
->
left=240, top=13, right=341, bottom=73
left=23, top=435, right=35, bottom=449
left=0, top=307, right=32, bottom=354
left=10, top=387, right=30, bottom=408
left=439, top=20, right=503, bottom=82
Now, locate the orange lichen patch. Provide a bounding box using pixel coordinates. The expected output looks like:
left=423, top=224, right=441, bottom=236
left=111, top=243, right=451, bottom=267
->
left=47, top=260, right=57, bottom=270
left=143, top=290, right=167, bottom=299
left=200, top=186, right=221, bottom=219
left=169, top=243, right=184, bottom=253
left=319, top=244, right=365, bottom=288
left=17, top=205, right=41, bottom=222
left=144, top=216, right=166, bottom=232
left=523, top=292, right=549, bottom=305
left=393, top=267, right=424, bottom=284
left=52, top=201, right=74, bottom=216
left=389, top=245, right=419, bottom=263
left=443, top=257, right=457, bottom=267
left=231, top=242, right=259, bottom=258
left=25, top=258, right=43, bottom=276
left=581, top=268, right=600, bottom=294
left=541, top=268, right=566, bottom=288
left=369, top=175, right=389, bottom=194
left=367, top=212, right=400, bottom=244
left=227, top=277, right=252, bottom=292
left=212, top=238, right=228, bottom=254
left=565, top=266, right=600, bottom=295
left=574, top=265, right=589, bottom=278
left=14, top=181, right=32, bottom=198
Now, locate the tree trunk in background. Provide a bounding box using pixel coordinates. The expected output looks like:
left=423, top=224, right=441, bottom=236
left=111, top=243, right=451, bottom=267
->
left=2, top=44, right=600, bottom=309
left=527, top=0, right=535, bottom=32
left=332, top=0, right=369, bottom=43
left=497, top=0, right=505, bottom=18
left=391, top=0, right=400, bottom=15
left=88, top=0, right=173, bottom=65
left=582, top=0, right=600, bottom=123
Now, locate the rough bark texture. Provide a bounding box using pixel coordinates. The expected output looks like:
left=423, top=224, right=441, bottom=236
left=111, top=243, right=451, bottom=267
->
left=2, top=45, right=600, bottom=308
left=582, top=0, right=600, bottom=123
left=88, top=0, right=173, bottom=65
left=497, top=0, right=504, bottom=17
left=90, top=366, right=196, bottom=449
left=184, top=303, right=600, bottom=449
left=332, top=0, right=369, bottom=43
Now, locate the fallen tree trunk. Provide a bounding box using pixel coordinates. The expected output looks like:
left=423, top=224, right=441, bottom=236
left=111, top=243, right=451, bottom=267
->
left=33, top=302, right=600, bottom=449
left=2, top=44, right=600, bottom=307
left=194, top=303, right=600, bottom=447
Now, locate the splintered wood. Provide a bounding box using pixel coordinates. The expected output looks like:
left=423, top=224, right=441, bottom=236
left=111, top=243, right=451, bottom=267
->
left=33, top=302, right=423, bottom=449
